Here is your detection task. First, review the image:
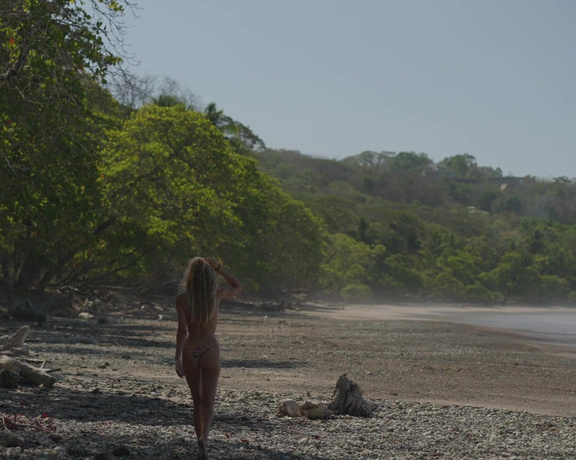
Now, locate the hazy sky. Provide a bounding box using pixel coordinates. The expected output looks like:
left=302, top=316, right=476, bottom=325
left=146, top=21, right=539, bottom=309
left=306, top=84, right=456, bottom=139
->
left=122, top=0, right=576, bottom=178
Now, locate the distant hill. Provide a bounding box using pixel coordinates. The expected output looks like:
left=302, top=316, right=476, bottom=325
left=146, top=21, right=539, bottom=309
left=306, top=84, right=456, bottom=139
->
left=253, top=148, right=576, bottom=304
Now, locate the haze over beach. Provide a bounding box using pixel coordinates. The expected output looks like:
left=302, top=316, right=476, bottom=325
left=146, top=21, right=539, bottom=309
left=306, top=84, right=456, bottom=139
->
left=124, top=0, right=576, bottom=179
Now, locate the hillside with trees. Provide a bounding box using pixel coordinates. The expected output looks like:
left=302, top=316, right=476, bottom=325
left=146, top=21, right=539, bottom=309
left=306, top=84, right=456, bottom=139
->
left=255, top=149, right=576, bottom=303
left=2, top=1, right=576, bottom=305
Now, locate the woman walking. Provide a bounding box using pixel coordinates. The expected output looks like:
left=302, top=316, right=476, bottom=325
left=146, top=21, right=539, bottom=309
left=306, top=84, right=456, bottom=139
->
left=174, top=257, right=243, bottom=459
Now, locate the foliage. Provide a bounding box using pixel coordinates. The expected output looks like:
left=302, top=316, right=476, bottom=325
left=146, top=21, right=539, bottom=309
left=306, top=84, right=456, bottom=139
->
left=91, top=105, right=323, bottom=293
left=0, top=0, right=130, bottom=289
left=340, top=283, right=373, bottom=303
left=256, top=148, right=576, bottom=303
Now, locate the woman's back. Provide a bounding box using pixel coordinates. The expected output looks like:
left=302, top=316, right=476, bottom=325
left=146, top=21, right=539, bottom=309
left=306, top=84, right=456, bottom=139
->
left=176, top=293, right=219, bottom=341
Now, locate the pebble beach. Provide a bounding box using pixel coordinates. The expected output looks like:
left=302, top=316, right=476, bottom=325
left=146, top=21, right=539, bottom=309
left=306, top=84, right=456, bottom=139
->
left=1, top=299, right=576, bottom=459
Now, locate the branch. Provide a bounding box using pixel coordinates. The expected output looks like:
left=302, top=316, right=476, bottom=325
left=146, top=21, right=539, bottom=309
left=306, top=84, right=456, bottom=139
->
left=0, top=38, right=30, bottom=89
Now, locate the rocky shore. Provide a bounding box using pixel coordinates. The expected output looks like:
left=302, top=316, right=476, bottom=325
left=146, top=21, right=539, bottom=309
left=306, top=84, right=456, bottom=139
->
left=1, top=297, right=575, bottom=459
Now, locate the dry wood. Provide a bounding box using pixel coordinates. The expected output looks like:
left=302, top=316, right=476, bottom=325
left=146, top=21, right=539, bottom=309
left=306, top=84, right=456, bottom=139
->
left=328, top=374, right=378, bottom=417
left=277, top=399, right=302, bottom=417
left=299, top=400, right=330, bottom=420
left=0, top=355, right=56, bottom=388
left=0, top=326, right=30, bottom=351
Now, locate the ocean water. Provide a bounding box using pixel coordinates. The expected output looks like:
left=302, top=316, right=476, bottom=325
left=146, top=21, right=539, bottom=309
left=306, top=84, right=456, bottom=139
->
left=413, top=306, right=576, bottom=347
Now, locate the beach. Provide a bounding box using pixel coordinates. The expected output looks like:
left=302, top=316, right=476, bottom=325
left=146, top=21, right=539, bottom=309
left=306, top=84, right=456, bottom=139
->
left=1, top=298, right=575, bottom=459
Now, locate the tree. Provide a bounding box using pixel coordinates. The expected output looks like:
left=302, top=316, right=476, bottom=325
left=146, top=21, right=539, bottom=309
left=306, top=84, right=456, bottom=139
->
left=437, top=154, right=478, bottom=177
left=388, top=151, right=433, bottom=173
left=203, top=102, right=266, bottom=154
left=0, top=0, right=132, bottom=289
left=320, top=234, right=375, bottom=293
left=87, top=105, right=323, bottom=293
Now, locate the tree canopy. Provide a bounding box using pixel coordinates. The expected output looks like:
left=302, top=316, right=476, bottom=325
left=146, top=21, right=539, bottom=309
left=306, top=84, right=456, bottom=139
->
left=3, top=1, right=576, bottom=305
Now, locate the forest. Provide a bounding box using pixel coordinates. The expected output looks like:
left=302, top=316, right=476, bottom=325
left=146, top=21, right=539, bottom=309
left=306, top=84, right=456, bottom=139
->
left=2, top=0, right=576, bottom=304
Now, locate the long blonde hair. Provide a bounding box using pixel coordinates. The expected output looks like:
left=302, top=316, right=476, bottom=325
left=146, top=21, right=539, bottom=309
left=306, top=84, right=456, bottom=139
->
left=180, top=257, right=218, bottom=325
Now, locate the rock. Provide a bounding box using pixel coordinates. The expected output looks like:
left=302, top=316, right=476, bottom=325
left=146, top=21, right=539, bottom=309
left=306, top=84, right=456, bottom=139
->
left=78, top=312, right=94, bottom=320
left=112, top=445, right=130, bottom=457
left=53, top=445, right=68, bottom=455
left=0, top=369, right=20, bottom=389
left=9, top=299, right=47, bottom=323
left=29, top=292, right=75, bottom=318
left=3, top=446, right=23, bottom=457
left=0, top=430, right=24, bottom=447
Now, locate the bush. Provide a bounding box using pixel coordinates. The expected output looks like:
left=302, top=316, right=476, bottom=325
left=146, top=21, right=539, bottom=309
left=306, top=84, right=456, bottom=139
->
left=465, top=283, right=503, bottom=302
left=340, top=283, right=374, bottom=303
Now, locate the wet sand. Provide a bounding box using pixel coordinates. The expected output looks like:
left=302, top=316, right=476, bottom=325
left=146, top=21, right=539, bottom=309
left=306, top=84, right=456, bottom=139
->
left=219, top=301, right=576, bottom=417
left=312, top=303, right=576, bottom=347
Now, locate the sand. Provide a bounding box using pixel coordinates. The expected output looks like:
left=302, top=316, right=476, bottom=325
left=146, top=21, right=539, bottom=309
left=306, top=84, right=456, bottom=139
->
left=216, top=301, right=576, bottom=417
left=2, top=297, right=576, bottom=458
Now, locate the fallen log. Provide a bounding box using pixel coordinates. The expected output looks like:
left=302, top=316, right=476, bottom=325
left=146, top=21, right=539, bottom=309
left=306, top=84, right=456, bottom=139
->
left=0, top=326, right=30, bottom=351
left=0, top=355, right=56, bottom=388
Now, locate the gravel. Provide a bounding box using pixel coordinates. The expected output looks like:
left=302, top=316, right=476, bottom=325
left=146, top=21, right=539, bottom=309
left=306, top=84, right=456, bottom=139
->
left=1, top=300, right=575, bottom=459
left=2, top=384, right=575, bottom=459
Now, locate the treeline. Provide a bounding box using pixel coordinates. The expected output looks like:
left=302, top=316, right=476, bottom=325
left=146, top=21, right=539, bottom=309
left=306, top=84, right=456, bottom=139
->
left=3, top=1, right=576, bottom=304
left=255, top=149, right=576, bottom=303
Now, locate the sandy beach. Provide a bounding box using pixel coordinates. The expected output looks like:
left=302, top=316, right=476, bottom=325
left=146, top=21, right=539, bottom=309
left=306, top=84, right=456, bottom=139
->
left=218, top=301, right=576, bottom=417
left=1, top=297, right=576, bottom=459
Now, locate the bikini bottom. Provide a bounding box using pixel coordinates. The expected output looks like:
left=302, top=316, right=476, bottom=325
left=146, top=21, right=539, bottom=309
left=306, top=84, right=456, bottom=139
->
left=191, top=344, right=212, bottom=360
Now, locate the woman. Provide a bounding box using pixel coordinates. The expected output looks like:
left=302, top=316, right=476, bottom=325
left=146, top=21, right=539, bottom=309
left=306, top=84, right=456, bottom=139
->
left=174, top=257, right=243, bottom=459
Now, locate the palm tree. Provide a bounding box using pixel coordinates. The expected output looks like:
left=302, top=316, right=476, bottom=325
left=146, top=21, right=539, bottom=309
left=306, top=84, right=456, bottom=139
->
left=151, top=93, right=185, bottom=107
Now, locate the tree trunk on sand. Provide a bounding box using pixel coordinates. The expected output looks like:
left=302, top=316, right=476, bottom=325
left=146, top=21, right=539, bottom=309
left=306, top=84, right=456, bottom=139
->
left=328, top=374, right=378, bottom=417
left=0, top=355, right=56, bottom=387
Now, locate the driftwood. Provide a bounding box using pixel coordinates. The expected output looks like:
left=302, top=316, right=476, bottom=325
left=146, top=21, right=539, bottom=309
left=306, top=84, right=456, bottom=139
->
left=0, top=355, right=56, bottom=388
left=0, top=326, right=30, bottom=351
left=328, top=374, right=378, bottom=417
left=277, top=399, right=330, bottom=420
left=277, top=399, right=302, bottom=417
left=277, top=375, right=377, bottom=419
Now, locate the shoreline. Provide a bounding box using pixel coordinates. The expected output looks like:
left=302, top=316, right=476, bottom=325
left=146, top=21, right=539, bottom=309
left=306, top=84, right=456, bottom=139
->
left=2, top=300, right=576, bottom=458
left=220, top=302, right=576, bottom=417
left=302, top=302, right=576, bottom=348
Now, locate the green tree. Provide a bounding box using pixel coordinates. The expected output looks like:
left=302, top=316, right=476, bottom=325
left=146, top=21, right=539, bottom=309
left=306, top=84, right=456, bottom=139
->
left=389, top=151, right=433, bottom=173
left=0, top=0, right=130, bottom=289
left=438, top=154, right=478, bottom=177
left=90, top=105, right=323, bottom=293
left=320, top=233, right=375, bottom=294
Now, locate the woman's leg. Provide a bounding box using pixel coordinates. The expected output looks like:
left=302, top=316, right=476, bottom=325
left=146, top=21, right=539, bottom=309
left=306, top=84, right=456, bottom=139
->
left=200, top=366, right=220, bottom=440
left=183, top=362, right=203, bottom=440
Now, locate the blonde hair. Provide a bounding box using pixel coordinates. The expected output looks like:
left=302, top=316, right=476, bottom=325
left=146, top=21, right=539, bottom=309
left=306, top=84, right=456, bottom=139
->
left=180, top=257, right=218, bottom=326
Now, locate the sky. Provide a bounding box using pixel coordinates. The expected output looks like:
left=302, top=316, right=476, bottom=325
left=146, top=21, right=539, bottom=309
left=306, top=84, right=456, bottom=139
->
left=121, top=0, right=576, bottom=179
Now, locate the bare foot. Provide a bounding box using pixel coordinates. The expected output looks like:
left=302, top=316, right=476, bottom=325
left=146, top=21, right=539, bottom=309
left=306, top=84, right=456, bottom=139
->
left=197, top=439, right=207, bottom=460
